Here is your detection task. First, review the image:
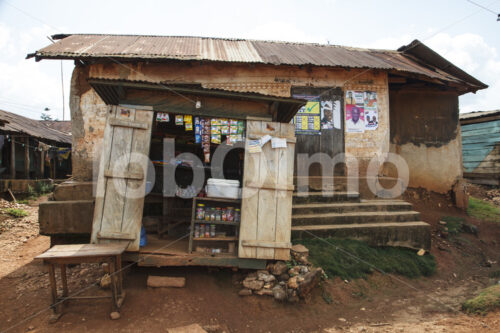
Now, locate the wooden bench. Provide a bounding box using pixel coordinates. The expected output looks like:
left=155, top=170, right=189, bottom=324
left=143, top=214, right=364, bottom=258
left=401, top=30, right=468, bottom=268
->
left=36, top=243, right=128, bottom=322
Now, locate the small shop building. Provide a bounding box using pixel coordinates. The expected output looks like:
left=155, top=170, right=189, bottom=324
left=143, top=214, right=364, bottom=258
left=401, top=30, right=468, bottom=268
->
left=0, top=109, right=72, bottom=193
left=30, top=34, right=487, bottom=268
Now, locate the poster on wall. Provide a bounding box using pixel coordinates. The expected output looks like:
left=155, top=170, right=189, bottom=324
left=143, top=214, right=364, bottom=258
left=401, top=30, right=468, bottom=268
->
left=345, top=91, right=365, bottom=133
left=364, top=91, right=378, bottom=130
left=293, top=98, right=322, bottom=135
left=320, top=100, right=341, bottom=130
left=292, top=90, right=343, bottom=135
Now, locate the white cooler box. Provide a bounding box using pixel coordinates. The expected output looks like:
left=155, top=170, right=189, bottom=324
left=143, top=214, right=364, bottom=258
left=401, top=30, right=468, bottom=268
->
left=206, top=178, right=241, bottom=199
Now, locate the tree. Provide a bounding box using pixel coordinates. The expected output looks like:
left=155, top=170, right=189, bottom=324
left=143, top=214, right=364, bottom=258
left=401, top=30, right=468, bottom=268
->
left=40, top=113, right=53, bottom=121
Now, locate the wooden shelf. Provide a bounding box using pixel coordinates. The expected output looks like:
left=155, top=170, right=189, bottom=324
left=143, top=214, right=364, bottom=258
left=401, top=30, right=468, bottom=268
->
left=194, top=197, right=241, bottom=204
left=193, top=220, right=240, bottom=226
left=189, top=195, right=241, bottom=253
left=193, top=236, right=238, bottom=242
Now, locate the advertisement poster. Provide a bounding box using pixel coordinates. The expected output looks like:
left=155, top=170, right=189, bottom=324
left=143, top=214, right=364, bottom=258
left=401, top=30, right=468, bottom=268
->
left=293, top=99, right=321, bottom=135
left=364, top=91, right=378, bottom=130
left=320, top=100, right=341, bottom=130
left=345, top=91, right=365, bottom=133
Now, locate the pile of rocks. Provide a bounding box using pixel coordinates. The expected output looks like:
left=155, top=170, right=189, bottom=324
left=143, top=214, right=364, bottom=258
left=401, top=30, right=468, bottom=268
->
left=486, top=188, right=500, bottom=207
left=239, top=244, right=323, bottom=302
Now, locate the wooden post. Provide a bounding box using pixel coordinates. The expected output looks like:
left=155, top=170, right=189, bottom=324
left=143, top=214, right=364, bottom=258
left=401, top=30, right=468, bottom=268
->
left=25, top=137, right=30, bottom=179
left=60, top=264, right=68, bottom=298
left=41, top=150, right=45, bottom=178
left=47, top=264, right=59, bottom=314
left=52, top=156, right=57, bottom=179
left=10, top=136, right=15, bottom=179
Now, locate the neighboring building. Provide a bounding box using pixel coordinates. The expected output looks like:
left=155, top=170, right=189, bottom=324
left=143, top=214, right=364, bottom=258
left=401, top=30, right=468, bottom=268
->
left=460, top=110, right=500, bottom=185
left=41, top=120, right=72, bottom=135
left=29, top=34, right=486, bottom=266
left=0, top=109, right=72, bottom=182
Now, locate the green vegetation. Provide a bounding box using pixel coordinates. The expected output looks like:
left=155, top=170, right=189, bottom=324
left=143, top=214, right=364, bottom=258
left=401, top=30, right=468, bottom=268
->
left=489, top=270, right=500, bottom=279
left=440, top=216, right=466, bottom=235
left=462, top=284, right=500, bottom=315
left=295, top=238, right=436, bottom=280
left=468, top=197, right=500, bottom=222
left=35, top=181, right=54, bottom=195
left=4, top=208, right=29, bottom=218
left=25, top=182, right=55, bottom=201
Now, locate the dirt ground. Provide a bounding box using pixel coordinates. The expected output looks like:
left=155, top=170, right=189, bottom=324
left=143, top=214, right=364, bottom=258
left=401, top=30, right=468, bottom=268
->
left=1, top=188, right=500, bottom=333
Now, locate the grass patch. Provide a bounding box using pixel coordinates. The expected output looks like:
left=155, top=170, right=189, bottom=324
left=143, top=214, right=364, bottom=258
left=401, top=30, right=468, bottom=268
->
left=462, top=284, right=500, bottom=315
left=24, top=182, right=55, bottom=201
left=295, top=238, right=436, bottom=280
left=4, top=208, right=29, bottom=218
left=440, top=216, right=466, bottom=235
left=468, top=197, right=500, bottom=222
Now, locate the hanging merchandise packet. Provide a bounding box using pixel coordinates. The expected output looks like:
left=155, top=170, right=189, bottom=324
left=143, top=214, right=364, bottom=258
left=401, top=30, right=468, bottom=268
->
left=230, top=119, right=238, bottom=134
left=184, top=115, right=193, bottom=131
left=175, top=115, right=184, bottom=126
left=211, top=133, right=221, bottom=144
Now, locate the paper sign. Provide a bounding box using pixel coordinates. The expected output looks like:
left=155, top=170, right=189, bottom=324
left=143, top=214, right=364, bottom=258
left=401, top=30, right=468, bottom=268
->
left=303, top=101, right=320, bottom=114
left=248, top=139, right=262, bottom=153
left=333, top=104, right=341, bottom=130
left=271, top=137, right=287, bottom=149
left=260, top=134, right=272, bottom=146
left=364, top=91, right=378, bottom=131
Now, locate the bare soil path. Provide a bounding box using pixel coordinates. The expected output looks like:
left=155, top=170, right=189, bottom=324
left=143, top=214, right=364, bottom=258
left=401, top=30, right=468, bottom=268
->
left=0, top=191, right=499, bottom=332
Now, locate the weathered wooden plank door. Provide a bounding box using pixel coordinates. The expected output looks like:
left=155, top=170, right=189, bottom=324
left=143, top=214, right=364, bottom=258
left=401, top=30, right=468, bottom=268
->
left=239, top=120, right=295, bottom=260
left=91, top=105, right=153, bottom=251
left=292, top=87, right=344, bottom=178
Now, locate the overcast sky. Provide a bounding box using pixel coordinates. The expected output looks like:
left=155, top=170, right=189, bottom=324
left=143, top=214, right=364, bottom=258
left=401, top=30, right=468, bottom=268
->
left=0, top=0, right=499, bottom=120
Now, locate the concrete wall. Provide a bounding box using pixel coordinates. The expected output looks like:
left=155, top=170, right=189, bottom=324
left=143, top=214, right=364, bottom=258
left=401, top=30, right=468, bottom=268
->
left=389, top=88, right=462, bottom=193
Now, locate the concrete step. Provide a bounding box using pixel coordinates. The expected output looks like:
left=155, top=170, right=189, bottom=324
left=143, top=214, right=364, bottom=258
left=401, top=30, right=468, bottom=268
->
left=292, top=200, right=412, bottom=215
left=291, top=221, right=431, bottom=250
left=293, top=191, right=360, bottom=204
left=292, top=210, right=421, bottom=226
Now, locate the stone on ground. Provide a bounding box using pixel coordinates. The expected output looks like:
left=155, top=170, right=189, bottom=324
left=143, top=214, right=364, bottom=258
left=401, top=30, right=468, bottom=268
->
left=110, top=311, right=121, bottom=320
left=272, top=285, right=287, bottom=301
left=271, top=261, right=288, bottom=276
left=147, top=276, right=186, bottom=288
left=100, top=274, right=111, bottom=289
left=243, top=278, right=264, bottom=290
left=297, top=268, right=323, bottom=298
left=238, top=288, right=252, bottom=296
left=167, top=323, right=207, bottom=333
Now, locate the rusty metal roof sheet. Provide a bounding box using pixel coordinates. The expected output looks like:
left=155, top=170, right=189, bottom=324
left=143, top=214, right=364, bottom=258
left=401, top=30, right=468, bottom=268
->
left=27, top=34, right=487, bottom=92
left=0, top=109, right=72, bottom=144
left=459, top=109, right=500, bottom=120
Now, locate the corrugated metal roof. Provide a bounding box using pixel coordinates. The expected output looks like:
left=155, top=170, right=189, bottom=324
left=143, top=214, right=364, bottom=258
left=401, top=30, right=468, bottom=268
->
left=28, top=34, right=487, bottom=91
left=40, top=120, right=72, bottom=135
left=460, top=109, right=500, bottom=120
left=0, top=109, right=72, bottom=144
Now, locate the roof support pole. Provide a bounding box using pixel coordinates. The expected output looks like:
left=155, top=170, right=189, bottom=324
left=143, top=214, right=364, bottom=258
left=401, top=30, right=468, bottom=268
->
left=40, top=150, right=45, bottom=178
left=25, top=137, right=30, bottom=179
left=10, top=136, right=15, bottom=179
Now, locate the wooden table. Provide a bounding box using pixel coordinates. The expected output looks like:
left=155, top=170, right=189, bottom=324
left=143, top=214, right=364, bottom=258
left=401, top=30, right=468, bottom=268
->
left=36, top=243, right=128, bottom=322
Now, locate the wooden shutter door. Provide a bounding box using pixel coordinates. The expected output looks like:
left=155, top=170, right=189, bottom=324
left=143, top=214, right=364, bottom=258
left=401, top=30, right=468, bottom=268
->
left=91, top=105, right=153, bottom=251
left=239, top=120, right=295, bottom=260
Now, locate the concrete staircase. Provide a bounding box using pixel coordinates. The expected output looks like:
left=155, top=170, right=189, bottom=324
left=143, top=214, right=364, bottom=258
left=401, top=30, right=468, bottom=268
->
left=291, top=191, right=431, bottom=250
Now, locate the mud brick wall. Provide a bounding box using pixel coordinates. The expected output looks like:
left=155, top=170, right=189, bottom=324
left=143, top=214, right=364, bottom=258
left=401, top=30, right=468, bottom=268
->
left=389, top=89, right=462, bottom=193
